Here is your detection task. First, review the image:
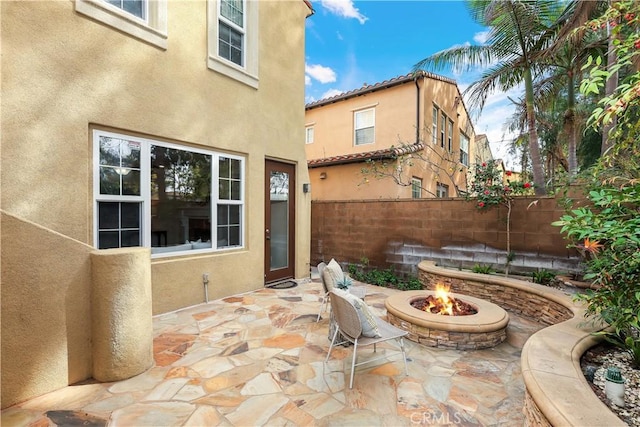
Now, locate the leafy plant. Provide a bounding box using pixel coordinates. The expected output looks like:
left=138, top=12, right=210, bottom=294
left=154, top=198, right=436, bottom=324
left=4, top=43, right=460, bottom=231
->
left=335, top=275, right=353, bottom=290
left=531, top=269, right=557, bottom=285
left=472, top=264, right=494, bottom=274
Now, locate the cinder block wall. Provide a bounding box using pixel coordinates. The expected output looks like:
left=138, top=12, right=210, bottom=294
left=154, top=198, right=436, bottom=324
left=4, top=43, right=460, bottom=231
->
left=311, top=195, right=585, bottom=276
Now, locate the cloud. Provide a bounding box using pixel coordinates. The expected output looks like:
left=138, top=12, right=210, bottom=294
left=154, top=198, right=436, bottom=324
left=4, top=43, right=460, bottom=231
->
left=320, top=0, right=368, bottom=24
left=321, top=88, right=344, bottom=99
left=305, top=75, right=311, bottom=86
left=473, top=30, right=491, bottom=45
left=305, top=63, right=337, bottom=84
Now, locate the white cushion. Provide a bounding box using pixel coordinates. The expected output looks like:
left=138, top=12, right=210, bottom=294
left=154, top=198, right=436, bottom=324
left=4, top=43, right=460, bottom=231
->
left=322, top=258, right=344, bottom=291
left=333, top=288, right=380, bottom=338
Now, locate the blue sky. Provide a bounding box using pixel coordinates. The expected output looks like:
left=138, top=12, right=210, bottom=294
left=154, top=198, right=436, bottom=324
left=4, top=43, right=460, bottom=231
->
left=305, top=0, right=522, bottom=168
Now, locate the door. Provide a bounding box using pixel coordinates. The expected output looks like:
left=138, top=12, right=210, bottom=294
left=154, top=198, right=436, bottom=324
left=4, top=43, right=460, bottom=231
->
left=264, top=160, right=295, bottom=283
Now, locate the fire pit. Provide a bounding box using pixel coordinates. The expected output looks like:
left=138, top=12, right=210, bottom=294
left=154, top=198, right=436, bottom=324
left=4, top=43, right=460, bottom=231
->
left=385, top=287, right=509, bottom=350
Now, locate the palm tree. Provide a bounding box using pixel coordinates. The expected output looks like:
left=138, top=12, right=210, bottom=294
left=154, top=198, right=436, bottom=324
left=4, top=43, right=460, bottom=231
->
left=414, top=0, right=564, bottom=196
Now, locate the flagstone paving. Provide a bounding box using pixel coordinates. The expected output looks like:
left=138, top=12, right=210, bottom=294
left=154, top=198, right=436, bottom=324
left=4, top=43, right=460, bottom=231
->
left=2, top=278, right=543, bottom=426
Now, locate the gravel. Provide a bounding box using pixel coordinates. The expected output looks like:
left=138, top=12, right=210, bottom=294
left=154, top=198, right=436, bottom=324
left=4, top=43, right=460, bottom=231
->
left=581, top=343, right=640, bottom=426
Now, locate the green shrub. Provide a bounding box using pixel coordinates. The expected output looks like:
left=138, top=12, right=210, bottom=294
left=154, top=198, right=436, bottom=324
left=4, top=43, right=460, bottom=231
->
left=531, top=269, right=557, bottom=285
left=472, top=264, right=493, bottom=274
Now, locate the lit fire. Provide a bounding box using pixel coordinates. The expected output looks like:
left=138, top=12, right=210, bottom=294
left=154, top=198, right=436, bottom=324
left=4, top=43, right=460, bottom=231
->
left=429, top=283, right=455, bottom=315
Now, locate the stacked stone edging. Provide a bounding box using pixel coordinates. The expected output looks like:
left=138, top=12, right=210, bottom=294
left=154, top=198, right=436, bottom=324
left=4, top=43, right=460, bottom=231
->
left=416, top=261, right=626, bottom=427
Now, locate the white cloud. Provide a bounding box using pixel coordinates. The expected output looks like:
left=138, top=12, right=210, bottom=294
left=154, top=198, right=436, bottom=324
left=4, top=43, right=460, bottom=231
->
left=305, top=63, right=337, bottom=84
left=320, top=0, right=368, bottom=24
left=473, top=30, right=491, bottom=45
left=305, top=75, right=311, bottom=86
left=321, top=88, right=344, bottom=100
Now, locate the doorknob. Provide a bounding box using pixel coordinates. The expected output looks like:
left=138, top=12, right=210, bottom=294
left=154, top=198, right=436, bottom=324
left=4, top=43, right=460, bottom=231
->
left=266, top=228, right=270, bottom=240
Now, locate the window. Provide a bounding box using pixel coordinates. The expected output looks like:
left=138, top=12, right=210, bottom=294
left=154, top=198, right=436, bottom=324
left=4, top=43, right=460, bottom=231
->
left=305, top=126, right=314, bottom=144
left=75, top=0, right=167, bottom=49
left=208, top=0, right=259, bottom=88
left=411, top=177, right=422, bottom=199
left=436, top=182, right=449, bottom=198
left=432, top=106, right=438, bottom=144
left=218, top=0, right=244, bottom=66
left=440, top=113, right=446, bottom=148
left=94, top=130, right=244, bottom=255
left=447, top=119, right=453, bottom=153
left=354, top=108, right=375, bottom=145
left=460, top=133, right=470, bottom=166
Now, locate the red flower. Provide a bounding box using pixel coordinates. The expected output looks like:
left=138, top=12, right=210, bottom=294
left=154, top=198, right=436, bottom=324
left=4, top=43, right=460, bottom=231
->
left=482, top=162, right=487, bottom=167
left=625, top=13, right=635, bottom=22
left=635, top=39, right=640, bottom=50
left=484, top=190, right=490, bottom=195
left=478, top=201, right=485, bottom=208
left=505, top=170, right=512, bottom=176
left=504, top=186, right=511, bottom=192
left=524, top=182, right=531, bottom=188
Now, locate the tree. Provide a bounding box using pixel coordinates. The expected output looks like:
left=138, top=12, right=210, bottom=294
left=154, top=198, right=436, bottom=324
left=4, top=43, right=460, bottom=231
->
left=414, top=0, right=564, bottom=196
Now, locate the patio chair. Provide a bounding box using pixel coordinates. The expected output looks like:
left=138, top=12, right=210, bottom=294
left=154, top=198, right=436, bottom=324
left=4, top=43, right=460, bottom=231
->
left=325, top=289, right=409, bottom=389
left=316, top=261, right=329, bottom=322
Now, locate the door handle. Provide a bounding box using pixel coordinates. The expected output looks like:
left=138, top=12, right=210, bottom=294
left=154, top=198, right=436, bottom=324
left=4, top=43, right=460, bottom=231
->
left=266, top=228, right=270, bottom=240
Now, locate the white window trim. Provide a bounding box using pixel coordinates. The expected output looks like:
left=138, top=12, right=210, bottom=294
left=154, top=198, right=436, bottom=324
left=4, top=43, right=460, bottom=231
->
left=75, top=0, right=167, bottom=50
left=432, top=106, right=438, bottom=144
left=93, top=129, right=245, bottom=256
left=208, top=0, right=259, bottom=89
left=411, top=177, right=422, bottom=199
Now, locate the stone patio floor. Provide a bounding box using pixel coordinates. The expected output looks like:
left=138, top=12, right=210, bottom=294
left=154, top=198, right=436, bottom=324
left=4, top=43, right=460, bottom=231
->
left=2, top=276, right=544, bottom=426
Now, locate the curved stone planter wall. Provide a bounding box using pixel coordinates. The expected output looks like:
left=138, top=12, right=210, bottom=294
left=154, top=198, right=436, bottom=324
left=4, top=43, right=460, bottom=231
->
left=417, top=261, right=625, bottom=427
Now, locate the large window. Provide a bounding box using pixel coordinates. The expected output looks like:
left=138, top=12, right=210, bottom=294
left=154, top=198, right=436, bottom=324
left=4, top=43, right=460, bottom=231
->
left=208, top=0, right=258, bottom=88
left=354, top=108, right=375, bottom=145
left=460, top=133, right=470, bottom=166
left=432, top=106, right=438, bottom=144
left=75, top=0, right=167, bottom=49
left=94, top=130, right=244, bottom=255
left=447, top=119, right=453, bottom=153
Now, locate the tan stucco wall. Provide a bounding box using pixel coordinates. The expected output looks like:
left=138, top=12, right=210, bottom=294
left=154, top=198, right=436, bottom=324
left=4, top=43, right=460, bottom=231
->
left=305, top=77, right=476, bottom=200
left=92, top=248, right=153, bottom=382
left=1, top=0, right=311, bottom=406
left=1, top=212, right=93, bottom=408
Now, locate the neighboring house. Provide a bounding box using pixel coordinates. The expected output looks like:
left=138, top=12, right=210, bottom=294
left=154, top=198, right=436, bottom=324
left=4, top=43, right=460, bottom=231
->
left=1, top=0, right=312, bottom=408
left=474, top=134, right=494, bottom=166
left=305, top=71, right=477, bottom=200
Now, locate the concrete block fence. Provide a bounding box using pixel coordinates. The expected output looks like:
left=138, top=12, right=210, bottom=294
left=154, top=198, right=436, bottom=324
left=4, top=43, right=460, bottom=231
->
left=311, top=194, right=586, bottom=277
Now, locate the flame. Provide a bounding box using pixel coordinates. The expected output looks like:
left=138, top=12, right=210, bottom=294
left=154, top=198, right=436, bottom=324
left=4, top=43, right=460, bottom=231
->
left=433, top=283, right=454, bottom=315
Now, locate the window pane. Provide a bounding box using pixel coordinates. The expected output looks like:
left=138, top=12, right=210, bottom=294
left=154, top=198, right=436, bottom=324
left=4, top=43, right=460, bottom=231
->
left=230, top=159, right=241, bottom=180
left=150, top=145, right=212, bottom=248
left=100, top=167, right=121, bottom=195
left=99, top=202, right=119, bottom=229
left=121, top=203, right=140, bottom=228
left=229, top=205, right=240, bottom=224
left=122, top=170, right=141, bottom=196
left=355, top=127, right=374, bottom=145
left=229, top=225, right=240, bottom=246
left=123, top=0, right=144, bottom=18
left=355, top=109, right=374, bottom=128
left=220, top=0, right=243, bottom=27
left=99, top=231, right=119, bottom=249
left=99, top=137, right=121, bottom=166
left=231, top=181, right=241, bottom=200
left=219, top=180, right=230, bottom=199
left=121, top=230, right=140, bottom=247
left=217, top=205, right=228, bottom=225
left=121, top=141, right=141, bottom=168
left=219, top=23, right=243, bottom=66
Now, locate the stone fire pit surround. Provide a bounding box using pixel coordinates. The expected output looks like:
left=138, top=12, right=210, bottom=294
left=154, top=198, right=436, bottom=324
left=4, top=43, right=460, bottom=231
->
left=385, top=290, right=509, bottom=350
left=414, top=260, right=625, bottom=427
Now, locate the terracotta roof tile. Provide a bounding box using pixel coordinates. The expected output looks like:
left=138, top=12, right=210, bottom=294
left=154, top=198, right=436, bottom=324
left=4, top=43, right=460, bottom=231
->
left=308, top=143, right=425, bottom=168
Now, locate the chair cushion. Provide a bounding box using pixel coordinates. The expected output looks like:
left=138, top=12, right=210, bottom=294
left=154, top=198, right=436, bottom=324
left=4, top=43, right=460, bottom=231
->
left=322, top=258, right=344, bottom=291
left=333, top=288, right=381, bottom=338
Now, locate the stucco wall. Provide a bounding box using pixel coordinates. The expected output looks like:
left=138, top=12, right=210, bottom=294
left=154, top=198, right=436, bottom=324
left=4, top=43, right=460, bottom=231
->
left=1, top=0, right=311, bottom=407
left=305, top=75, right=476, bottom=200
left=1, top=213, right=93, bottom=408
